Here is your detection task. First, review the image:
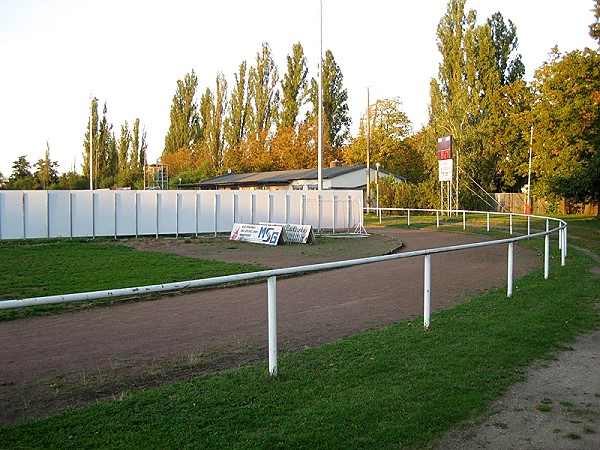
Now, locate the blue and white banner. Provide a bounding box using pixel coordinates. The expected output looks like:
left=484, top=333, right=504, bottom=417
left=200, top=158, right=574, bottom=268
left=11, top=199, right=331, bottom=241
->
left=260, top=223, right=315, bottom=244
left=229, top=223, right=283, bottom=246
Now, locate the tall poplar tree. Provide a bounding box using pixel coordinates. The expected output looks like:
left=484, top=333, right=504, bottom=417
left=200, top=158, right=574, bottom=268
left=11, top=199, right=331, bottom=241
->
left=429, top=0, right=525, bottom=204
left=280, top=42, right=309, bottom=128
left=248, top=43, right=280, bottom=137
left=224, top=61, right=250, bottom=151
left=309, top=49, right=351, bottom=156
left=163, top=70, right=200, bottom=156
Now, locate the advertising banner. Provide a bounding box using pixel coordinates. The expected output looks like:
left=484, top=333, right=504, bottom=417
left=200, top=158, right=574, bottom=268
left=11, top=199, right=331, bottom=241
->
left=438, top=159, right=453, bottom=182
left=229, top=223, right=283, bottom=246
left=260, top=223, right=315, bottom=244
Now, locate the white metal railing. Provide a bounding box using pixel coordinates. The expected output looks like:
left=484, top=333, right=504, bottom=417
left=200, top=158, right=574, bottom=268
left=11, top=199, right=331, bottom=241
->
left=0, top=209, right=568, bottom=377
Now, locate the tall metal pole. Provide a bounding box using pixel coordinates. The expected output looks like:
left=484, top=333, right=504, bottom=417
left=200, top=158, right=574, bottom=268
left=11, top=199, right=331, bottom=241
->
left=526, top=125, right=533, bottom=214
left=317, top=0, right=323, bottom=190
left=89, top=98, right=93, bottom=191
left=366, top=87, right=371, bottom=212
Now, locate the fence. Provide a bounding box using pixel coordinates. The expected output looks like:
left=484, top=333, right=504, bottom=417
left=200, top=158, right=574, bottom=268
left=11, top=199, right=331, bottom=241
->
left=0, top=189, right=364, bottom=240
left=0, top=207, right=568, bottom=377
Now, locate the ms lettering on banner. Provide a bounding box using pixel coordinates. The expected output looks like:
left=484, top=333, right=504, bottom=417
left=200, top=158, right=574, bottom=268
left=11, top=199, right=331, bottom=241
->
left=230, top=223, right=283, bottom=246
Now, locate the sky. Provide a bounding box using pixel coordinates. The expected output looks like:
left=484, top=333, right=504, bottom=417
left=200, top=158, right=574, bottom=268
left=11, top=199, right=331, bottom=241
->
left=0, top=0, right=597, bottom=177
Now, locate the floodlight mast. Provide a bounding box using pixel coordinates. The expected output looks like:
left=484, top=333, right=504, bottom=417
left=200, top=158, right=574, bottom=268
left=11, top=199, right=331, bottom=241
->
left=317, top=0, right=323, bottom=190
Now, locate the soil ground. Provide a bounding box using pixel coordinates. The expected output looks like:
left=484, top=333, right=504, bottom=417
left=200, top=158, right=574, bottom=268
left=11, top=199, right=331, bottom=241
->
left=0, top=227, right=597, bottom=448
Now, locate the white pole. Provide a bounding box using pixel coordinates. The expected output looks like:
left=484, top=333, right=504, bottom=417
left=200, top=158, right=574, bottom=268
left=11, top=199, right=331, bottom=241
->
left=268, top=276, right=278, bottom=377
left=89, top=100, right=93, bottom=191
left=366, top=87, right=371, bottom=212
left=507, top=242, right=514, bottom=298
left=526, top=125, right=533, bottom=214
left=423, top=255, right=431, bottom=330
left=544, top=219, right=550, bottom=280
left=317, top=0, right=323, bottom=191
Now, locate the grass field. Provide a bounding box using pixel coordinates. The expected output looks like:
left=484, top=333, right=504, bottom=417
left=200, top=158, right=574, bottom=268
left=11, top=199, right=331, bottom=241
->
left=0, top=239, right=265, bottom=320
left=0, top=216, right=598, bottom=448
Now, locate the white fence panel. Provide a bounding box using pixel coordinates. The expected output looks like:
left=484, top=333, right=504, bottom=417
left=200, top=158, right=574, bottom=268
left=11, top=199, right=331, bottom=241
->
left=94, top=192, right=117, bottom=237
left=115, top=191, right=137, bottom=237
left=71, top=192, right=94, bottom=237
left=136, top=191, right=160, bottom=236
left=48, top=191, right=72, bottom=238
left=157, top=191, right=177, bottom=235
left=177, top=192, right=197, bottom=235
left=0, top=189, right=364, bottom=240
left=233, top=191, right=254, bottom=224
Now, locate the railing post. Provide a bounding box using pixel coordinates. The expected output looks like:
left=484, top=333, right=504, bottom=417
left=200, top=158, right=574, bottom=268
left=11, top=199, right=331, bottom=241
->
left=509, top=214, right=513, bottom=235
left=462, top=210, right=466, bottom=229
left=544, top=219, right=550, bottom=280
left=486, top=212, right=490, bottom=232
left=559, top=227, right=567, bottom=267
left=436, top=211, right=440, bottom=228
left=268, top=276, right=278, bottom=377
left=507, top=242, right=514, bottom=298
left=527, top=215, right=531, bottom=236
left=407, top=209, right=411, bottom=227
left=424, top=255, right=431, bottom=330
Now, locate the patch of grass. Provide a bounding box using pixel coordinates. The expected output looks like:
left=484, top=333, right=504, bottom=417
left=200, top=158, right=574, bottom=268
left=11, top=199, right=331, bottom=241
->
left=567, top=432, right=582, bottom=440
left=0, top=239, right=265, bottom=320
left=583, top=425, right=596, bottom=434
left=0, top=231, right=598, bottom=448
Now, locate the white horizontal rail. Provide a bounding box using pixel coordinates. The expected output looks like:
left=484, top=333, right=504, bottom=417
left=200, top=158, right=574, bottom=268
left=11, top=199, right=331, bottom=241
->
left=0, top=209, right=568, bottom=377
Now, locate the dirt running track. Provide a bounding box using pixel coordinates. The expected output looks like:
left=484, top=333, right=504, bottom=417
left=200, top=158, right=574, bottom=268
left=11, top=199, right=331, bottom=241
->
left=0, top=228, right=539, bottom=424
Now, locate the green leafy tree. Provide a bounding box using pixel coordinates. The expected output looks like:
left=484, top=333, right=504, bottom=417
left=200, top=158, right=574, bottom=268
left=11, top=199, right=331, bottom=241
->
left=532, top=47, right=600, bottom=215
left=429, top=0, right=525, bottom=206
left=130, top=118, right=147, bottom=188
left=590, top=0, right=600, bottom=44
left=34, top=142, right=59, bottom=189
left=7, top=156, right=36, bottom=190
left=345, top=98, right=422, bottom=182
left=82, top=97, right=99, bottom=188
left=280, top=42, right=309, bottom=128
left=197, top=73, right=228, bottom=176
left=248, top=42, right=280, bottom=138
left=163, top=71, right=201, bottom=156
left=309, top=49, right=351, bottom=156
left=224, top=61, right=250, bottom=152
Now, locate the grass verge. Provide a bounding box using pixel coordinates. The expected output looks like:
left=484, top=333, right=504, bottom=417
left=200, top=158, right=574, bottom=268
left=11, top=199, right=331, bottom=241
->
left=0, top=239, right=265, bottom=320
left=0, top=226, right=598, bottom=448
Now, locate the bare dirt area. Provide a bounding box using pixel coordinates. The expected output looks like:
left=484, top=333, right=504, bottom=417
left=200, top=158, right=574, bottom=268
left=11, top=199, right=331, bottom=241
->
left=432, top=248, right=600, bottom=450
left=1, top=228, right=541, bottom=426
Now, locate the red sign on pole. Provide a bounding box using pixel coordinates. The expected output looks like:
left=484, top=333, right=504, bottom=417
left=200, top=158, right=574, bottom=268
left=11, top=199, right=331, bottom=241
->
left=437, top=135, right=452, bottom=160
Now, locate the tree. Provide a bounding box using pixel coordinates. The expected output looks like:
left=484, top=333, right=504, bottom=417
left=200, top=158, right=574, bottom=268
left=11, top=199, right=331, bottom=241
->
left=248, top=43, right=280, bottom=138
left=309, top=49, right=351, bottom=154
left=130, top=118, right=147, bottom=188
left=590, top=0, right=600, bottom=45
left=345, top=98, right=422, bottom=181
left=532, top=47, right=600, bottom=214
left=7, top=156, right=36, bottom=190
left=163, top=71, right=200, bottom=156
left=488, top=12, right=525, bottom=85
left=280, top=42, right=309, bottom=128
left=429, top=0, right=525, bottom=206
left=34, top=141, right=59, bottom=189
left=224, top=61, right=250, bottom=152
left=197, top=73, right=228, bottom=176
left=82, top=97, right=99, bottom=188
